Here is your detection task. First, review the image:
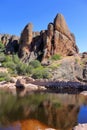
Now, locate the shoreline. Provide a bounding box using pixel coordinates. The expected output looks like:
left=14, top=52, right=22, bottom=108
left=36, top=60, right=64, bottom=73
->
left=0, top=76, right=87, bottom=96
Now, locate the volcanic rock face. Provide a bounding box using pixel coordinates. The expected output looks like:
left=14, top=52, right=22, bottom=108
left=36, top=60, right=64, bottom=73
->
left=53, top=14, right=79, bottom=56
left=18, top=23, right=33, bottom=59
left=19, top=13, right=79, bottom=62
left=0, top=34, right=19, bottom=54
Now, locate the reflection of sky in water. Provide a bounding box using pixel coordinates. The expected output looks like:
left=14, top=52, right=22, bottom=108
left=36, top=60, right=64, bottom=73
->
left=78, top=105, right=87, bottom=123
left=1, top=91, right=87, bottom=130
left=0, top=124, right=21, bottom=130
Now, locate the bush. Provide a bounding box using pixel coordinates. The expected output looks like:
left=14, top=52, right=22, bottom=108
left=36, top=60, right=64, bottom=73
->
left=1, top=54, right=34, bottom=76
left=0, top=53, right=5, bottom=62
left=16, top=63, right=33, bottom=76
left=0, top=41, right=5, bottom=52
left=42, top=69, right=52, bottom=79
left=29, top=60, right=41, bottom=68
left=32, top=68, right=51, bottom=79
left=32, top=69, right=43, bottom=79
left=25, top=65, right=34, bottom=75
left=51, top=54, right=61, bottom=61
left=16, top=63, right=27, bottom=75
left=1, top=54, right=51, bottom=78
left=0, top=72, right=10, bottom=82
left=12, top=54, right=21, bottom=64
left=2, top=61, right=16, bottom=70
left=4, top=55, right=13, bottom=62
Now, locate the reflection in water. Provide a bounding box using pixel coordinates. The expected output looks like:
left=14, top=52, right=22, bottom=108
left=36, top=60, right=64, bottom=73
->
left=78, top=106, right=87, bottom=123
left=14, top=119, right=50, bottom=130
left=0, top=89, right=87, bottom=130
left=0, top=124, right=20, bottom=130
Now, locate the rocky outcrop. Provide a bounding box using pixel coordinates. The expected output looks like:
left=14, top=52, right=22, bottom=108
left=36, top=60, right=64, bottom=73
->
left=5, top=35, right=19, bottom=54
left=18, top=13, right=79, bottom=62
left=83, top=65, right=87, bottom=80
left=73, top=124, right=87, bottom=130
left=54, top=14, right=71, bottom=38
left=0, top=34, right=19, bottom=54
left=0, top=34, right=11, bottom=45
left=18, top=23, right=33, bottom=59
left=53, top=14, right=79, bottom=56
left=49, top=56, right=83, bottom=81
left=82, top=52, right=87, bottom=58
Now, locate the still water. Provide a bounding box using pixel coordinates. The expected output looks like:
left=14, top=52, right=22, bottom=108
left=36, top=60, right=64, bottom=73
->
left=0, top=89, right=87, bottom=130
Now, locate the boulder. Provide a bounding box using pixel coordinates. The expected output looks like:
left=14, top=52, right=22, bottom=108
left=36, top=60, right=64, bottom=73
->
left=16, top=79, right=26, bottom=89
left=73, top=124, right=87, bottom=130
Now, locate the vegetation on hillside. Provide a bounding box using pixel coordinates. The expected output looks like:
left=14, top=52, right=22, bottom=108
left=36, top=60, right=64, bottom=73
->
left=0, top=42, right=63, bottom=80
left=0, top=53, right=53, bottom=80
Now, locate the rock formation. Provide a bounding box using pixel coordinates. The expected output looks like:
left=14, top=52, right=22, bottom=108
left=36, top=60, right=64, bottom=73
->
left=18, top=13, right=79, bottom=62
left=18, top=23, right=33, bottom=59
left=0, top=34, right=19, bottom=54
left=6, top=35, right=19, bottom=54
left=53, top=14, right=79, bottom=56
left=0, top=34, right=11, bottom=45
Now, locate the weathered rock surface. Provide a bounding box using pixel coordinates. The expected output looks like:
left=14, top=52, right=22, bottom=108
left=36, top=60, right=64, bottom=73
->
left=53, top=14, right=78, bottom=56
left=0, top=34, right=19, bottom=54
left=82, top=52, right=87, bottom=58
left=16, top=78, right=26, bottom=88
left=73, top=124, right=87, bottom=130
left=50, top=56, right=83, bottom=81
left=18, top=23, right=33, bottom=59
left=18, top=13, right=79, bottom=62
left=6, top=35, right=19, bottom=54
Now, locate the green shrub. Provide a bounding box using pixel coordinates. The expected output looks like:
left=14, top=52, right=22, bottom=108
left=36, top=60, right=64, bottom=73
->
left=32, top=69, right=43, bottom=79
left=2, top=61, right=16, bottom=70
left=16, top=63, right=27, bottom=75
left=42, top=69, right=52, bottom=79
left=4, top=55, right=13, bottom=62
left=25, top=65, right=34, bottom=75
left=12, top=54, right=20, bottom=64
left=29, top=60, right=41, bottom=68
left=51, top=54, right=61, bottom=61
left=0, top=53, right=5, bottom=62
left=0, top=72, right=10, bottom=82
left=32, top=68, right=51, bottom=79
left=1, top=54, right=52, bottom=78
left=16, top=63, right=33, bottom=76
left=0, top=42, right=5, bottom=52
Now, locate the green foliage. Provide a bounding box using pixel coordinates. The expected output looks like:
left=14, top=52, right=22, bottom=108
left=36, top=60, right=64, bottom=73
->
left=32, top=69, right=43, bottom=79
left=32, top=68, right=51, bottom=79
left=29, top=60, right=41, bottom=68
left=12, top=54, right=21, bottom=64
left=0, top=41, right=5, bottom=52
left=3, top=54, right=34, bottom=76
left=0, top=72, right=10, bottom=82
left=0, top=53, right=51, bottom=79
left=51, top=54, right=61, bottom=61
left=0, top=53, right=5, bottom=62
left=2, top=61, right=16, bottom=70
left=16, top=63, right=33, bottom=75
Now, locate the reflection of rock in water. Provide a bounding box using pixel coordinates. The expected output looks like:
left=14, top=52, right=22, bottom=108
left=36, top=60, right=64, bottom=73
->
left=13, top=119, right=52, bottom=130
left=0, top=92, right=84, bottom=130
left=29, top=99, right=79, bottom=130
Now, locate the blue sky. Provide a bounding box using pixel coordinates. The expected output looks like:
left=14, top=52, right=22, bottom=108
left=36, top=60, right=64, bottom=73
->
left=0, top=0, right=87, bottom=52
